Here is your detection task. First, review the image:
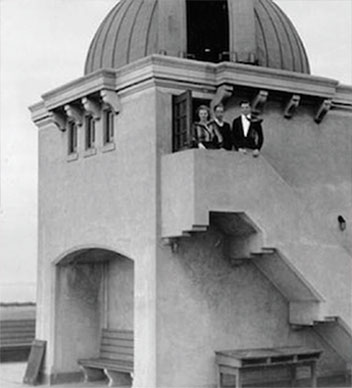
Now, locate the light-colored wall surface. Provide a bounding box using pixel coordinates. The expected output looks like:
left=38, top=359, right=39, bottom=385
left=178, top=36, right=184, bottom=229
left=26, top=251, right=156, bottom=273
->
left=32, top=57, right=352, bottom=386
left=225, top=99, right=352, bottom=254
left=162, top=149, right=352, bottom=325
left=55, top=264, right=103, bottom=371
left=108, top=258, right=134, bottom=330
left=156, top=227, right=345, bottom=387
left=36, top=86, right=158, bottom=385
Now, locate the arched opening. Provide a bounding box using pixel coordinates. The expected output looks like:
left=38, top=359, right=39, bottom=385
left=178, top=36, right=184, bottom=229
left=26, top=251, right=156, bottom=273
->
left=54, top=248, right=134, bottom=377
left=186, top=0, right=230, bottom=63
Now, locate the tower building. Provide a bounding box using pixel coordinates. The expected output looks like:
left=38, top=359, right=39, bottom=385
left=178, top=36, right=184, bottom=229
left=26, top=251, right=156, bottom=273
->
left=30, top=0, right=352, bottom=386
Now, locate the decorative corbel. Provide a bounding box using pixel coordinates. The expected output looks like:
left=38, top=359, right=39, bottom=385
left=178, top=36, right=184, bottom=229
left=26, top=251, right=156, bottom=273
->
left=49, top=110, right=67, bottom=132
left=82, top=97, right=101, bottom=120
left=210, top=84, right=234, bottom=112
left=252, top=90, right=268, bottom=114
left=64, top=104, right=83, bottom=126
left=314, top=99, right=332, bottom=124
left=284, top=94, right=301, bottom=119
left=100, top=89, right=120, bottom=114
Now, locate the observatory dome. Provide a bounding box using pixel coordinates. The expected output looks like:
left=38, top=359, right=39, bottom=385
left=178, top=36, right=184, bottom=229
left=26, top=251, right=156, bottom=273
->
left=85, top=0, right=310, bottom=75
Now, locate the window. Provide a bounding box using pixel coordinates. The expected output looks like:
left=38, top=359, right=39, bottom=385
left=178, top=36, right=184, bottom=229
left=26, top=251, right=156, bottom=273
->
left=85, top=115, right=95, bottom=150
left=186, top=0, right=229, bottom=63
left=103, top=109, right=114, bottom=145
left=68, top=121, right=78, bottom=154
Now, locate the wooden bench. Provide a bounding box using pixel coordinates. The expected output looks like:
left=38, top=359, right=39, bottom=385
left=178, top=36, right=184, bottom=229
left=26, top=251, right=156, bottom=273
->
left=0, top=319, right=35, bottom=362
left=215, top=346, right=322, bottom=388
left=78, top=329, right=133, bottom=387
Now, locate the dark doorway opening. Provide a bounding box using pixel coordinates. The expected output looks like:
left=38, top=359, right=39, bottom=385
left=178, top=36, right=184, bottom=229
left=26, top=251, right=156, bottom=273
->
left=186, top=0, right=229, bottom=63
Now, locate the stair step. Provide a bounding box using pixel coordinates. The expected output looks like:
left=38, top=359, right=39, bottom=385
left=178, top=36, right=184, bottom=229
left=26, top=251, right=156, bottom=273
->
left=183, top=225, right=208, bottom=233
left=291, top=316, right=339, bottom=329
left=251, top=247, right=276, bottom=257
left=262, top=247, right=276, bottom=253
left=314, top=317, right=338, bottom=325
left=324, top=316, right=338, bottom=322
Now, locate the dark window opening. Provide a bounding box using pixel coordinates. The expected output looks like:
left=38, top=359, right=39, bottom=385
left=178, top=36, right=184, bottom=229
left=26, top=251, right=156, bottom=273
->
left=85, top=115, right=95, bottom=150
left=103, top=109, right=114, bottom=145
left=186, top=0, right=229, bottom=63
left=68, top=121, right=78, bottom=154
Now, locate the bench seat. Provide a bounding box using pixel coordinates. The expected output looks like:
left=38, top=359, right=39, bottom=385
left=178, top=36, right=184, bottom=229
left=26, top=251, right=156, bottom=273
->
left=79, top=358, right=133, bottom=372
left=78, top=329, right=133, bottom=387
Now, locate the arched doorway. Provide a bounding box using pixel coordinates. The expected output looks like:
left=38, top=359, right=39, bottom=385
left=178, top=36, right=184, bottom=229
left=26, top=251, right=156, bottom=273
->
left=186, top=0, right=230, bottom=62
left=54, top=248, right=134, bottom=376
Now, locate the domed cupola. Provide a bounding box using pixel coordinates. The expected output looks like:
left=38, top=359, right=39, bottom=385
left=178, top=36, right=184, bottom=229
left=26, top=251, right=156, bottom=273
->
left=85, top=0, right=310, bottom=75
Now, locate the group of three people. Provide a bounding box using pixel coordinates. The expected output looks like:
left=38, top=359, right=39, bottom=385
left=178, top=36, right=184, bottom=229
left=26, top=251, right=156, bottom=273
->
left=193, top=100, right=264, bottom=157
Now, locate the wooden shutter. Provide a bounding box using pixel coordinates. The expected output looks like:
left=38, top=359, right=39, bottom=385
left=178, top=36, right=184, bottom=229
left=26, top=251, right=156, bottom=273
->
left=172, top=90, right=193, bottom=152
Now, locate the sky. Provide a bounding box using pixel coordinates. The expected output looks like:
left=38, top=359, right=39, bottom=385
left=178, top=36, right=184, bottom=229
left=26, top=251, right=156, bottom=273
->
left=0, top=0, right=351, bottom=302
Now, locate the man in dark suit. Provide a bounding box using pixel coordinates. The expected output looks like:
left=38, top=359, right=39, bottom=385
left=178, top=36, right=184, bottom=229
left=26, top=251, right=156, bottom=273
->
left=209, top=103, right=233, bottom=150
left=232, top=100, right=264, bottom=157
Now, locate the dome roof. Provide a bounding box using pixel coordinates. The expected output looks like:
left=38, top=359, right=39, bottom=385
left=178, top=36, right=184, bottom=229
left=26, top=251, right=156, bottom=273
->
left=85, top=0, right=310, bottom=75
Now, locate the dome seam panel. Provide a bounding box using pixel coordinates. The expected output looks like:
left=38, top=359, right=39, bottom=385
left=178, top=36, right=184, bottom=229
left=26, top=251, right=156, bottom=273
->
left=279, top=9, right=310, bottom=73
left=110, top=0, right=135, bottom=69
left=254, top=8, right=269, bottom=67
left=128, top=0, right=157, bottom=63
left=258, top=0, right=284, bottom=70
left=267, top=0, right=295, bottom=72
left=98, top=0, right=125, bottom=69
left=271, top=1, right=303, bottom=72
left=145, top=0, right=158, bottom=56
left=87, top=2, right=123, bottom=73
left=86, top=25, right=102, bottom=73
left=126, top=0, right=145, bottom=64
left=112, top=0, right=142, bottom=68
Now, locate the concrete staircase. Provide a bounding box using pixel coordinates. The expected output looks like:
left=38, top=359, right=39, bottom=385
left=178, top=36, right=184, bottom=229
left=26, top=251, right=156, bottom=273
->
left=161, top=149, right=352, bottom=364
left=249, top=248, right=323, bottom=325
left=314, top=317, right=352, bottom=365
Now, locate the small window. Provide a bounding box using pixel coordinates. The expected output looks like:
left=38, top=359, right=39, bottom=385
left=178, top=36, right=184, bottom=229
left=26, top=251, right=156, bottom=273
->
left=85, top=115, right=95, bottom=150
left=103, top=109, right=114, bottom=145
left=68, top=121, right=78, bottom=154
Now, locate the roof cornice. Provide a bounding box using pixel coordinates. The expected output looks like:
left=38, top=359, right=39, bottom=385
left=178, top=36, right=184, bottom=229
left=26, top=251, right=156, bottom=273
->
left=29, top=55, right=352, bottom=125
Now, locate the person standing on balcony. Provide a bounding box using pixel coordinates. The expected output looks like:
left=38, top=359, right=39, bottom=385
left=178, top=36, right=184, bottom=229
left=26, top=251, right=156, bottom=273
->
left=232, top=100, right=264, bottom=157
left=193, top=105, right=223, bottom=149
left=209, top=103, right=232, bottom=150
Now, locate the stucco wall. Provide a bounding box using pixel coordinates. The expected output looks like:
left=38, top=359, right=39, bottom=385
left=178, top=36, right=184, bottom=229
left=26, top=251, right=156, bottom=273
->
left=156, top=226, right=345, bottom=387
left=158, top=85, right=351, bottom=386
left=108, top=257, right=134, bottom=330
left=37, top=86, right=158, bottom=383
left=224, top=98, right=352, bottom=255
left=33, top=59, right=352, bottom=386
left=55, top=264, right=103, bottom=371
left=162, top=149, right=352, bottom=324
